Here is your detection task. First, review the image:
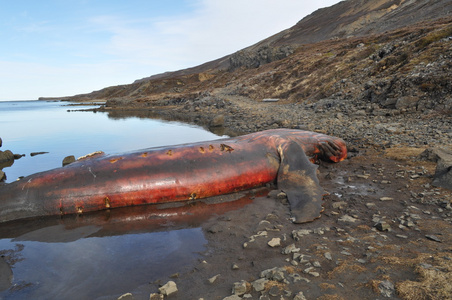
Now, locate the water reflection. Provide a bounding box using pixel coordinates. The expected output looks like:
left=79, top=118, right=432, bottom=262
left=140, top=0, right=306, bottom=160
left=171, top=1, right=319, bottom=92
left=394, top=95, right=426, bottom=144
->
left=0, top=101, right=228, bottom=182
left=0, top=194, right=253, bottom=300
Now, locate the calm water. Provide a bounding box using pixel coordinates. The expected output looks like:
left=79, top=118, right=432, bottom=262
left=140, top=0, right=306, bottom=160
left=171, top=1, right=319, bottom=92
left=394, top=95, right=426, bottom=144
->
left=0, top=100, right=226, bottom=183
left=0, top=100, right=241, bottom=299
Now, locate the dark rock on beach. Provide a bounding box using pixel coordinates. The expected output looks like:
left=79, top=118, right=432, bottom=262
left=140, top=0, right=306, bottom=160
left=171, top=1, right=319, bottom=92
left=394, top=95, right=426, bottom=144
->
left=0, top=150, right=14, bottom=164
left=62, top=155, right=76, bottom=166
left=432, top=148, right=452, bottom=191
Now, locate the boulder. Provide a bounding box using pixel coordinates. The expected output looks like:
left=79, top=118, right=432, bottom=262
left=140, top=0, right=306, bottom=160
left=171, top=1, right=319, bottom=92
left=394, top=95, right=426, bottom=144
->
left=0, top=150, right=14, bottom=164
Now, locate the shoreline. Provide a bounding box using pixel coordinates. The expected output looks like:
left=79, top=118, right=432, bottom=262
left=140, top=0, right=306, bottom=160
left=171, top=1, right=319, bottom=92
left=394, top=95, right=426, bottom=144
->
left=82, top=94, right=452, bottom=299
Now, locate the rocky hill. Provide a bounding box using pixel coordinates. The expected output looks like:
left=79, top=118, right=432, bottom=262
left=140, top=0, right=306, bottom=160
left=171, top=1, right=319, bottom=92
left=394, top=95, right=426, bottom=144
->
left=64, top=0, right=452, bottom=118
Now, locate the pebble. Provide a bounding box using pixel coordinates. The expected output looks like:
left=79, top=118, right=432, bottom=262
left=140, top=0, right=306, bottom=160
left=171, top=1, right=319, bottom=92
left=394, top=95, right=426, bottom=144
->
left=62, top=155, right=76, bottom=166
left=425, top=235, right=442, bottom=243
left=251, top=278, right=268, bottom=292
left=232, top=280, right=249, bottom=295
left=293, top=291, right=307, bottom=300
left=375, top=221, right=391, bottom=231
left=338, top=215, right=358, bottom=223
left=117, top=293, right=134, bottom=300
left=223, top=295, right=241, bottom=300
left=208, top=274, right=221, bottom=284
left=380, top=197, right=394, bottom=201
left=282, top=243, right=300, bottom=254
left=396, top=234, right=408, bottom=239
left=267, top=237, right=281, bottom=247
left=268, top=285, right=280, bottom=296
left=379, top=280, right=395, bottom=297
left=158, top=281, right=178, bottom=296
left=149, top=294, right=163, bottom=300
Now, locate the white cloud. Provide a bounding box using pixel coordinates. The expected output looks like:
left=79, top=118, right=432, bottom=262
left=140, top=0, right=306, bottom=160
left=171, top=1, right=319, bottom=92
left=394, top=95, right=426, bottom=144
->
left=91, top=0, right=341, bottom=68
left=1, top=0, right=342, bottom=100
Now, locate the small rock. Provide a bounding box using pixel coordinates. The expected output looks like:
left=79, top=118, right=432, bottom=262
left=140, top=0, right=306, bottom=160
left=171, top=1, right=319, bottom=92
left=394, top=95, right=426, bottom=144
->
left=309, top=271, right=320, bottom=277
left=268, top=285, right=280, bottom=296
left=324, top=252, right=333, bottom=261
left=276, top=192, right=287, bottom=199
left=223, top=296, right=241, bottom=300
left=13, top=153, right=24, bottom=159
left=356, top=174, right=370, bottom=179
left=257, top=220, right=272, bottom=231
left=375, top=221, right=391, bottom=231
left=332, top=201, right=347, bottom=209
left=267, top=190, right=281, bottom=198
left=292, top=229, right=312, bottom=240
left=30, top=151, right=49, bottom=157
left=232, top=280, right=249, bottom=295
left=232, top=263, right=239, bottom=270
left=293, top=291, right=307, bottom=300
left=338, top=215, right=358, bottom=223
left=396, top=234, right=408, bottom=239
left=425, top=235, right=442, bottom=243
left=158, top=281, right=177, bottom=296
left=366, top=203, right=376, bottom=208
left=251, top=278, right=268, bottom=292
left=282, top=243, right=300, bottom=254
left=210, top=114, right=225, bottom=127
left=379, top=280, right=395, bottom=297
left=380, top=197, right=394, bottom=201
left=149, top=293, right=163, bottom=300
left=117, top=293, right=134, bottom=300
left=62, top=155, right=76, bottom=166
left=208, top=274, right=220, bottom=284
left=268, top=237, right=281, bottom=247
left=260, top=267, right=286, bottom=282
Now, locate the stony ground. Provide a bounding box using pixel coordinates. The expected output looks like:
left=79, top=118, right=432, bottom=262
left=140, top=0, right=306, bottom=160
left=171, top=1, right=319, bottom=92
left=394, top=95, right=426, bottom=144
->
left=100, top=93, right=452, bottom=300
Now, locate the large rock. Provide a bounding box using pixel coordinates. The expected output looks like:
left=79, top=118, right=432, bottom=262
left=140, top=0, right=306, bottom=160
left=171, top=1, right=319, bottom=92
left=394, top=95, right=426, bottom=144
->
left=432, top=148, right=452, bottom=191
left=0, top=150, right=14, bottom=164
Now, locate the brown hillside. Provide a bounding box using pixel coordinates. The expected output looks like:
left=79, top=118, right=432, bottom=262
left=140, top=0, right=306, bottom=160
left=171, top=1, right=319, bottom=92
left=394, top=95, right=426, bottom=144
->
left=62, top=0, right=452, bottom=115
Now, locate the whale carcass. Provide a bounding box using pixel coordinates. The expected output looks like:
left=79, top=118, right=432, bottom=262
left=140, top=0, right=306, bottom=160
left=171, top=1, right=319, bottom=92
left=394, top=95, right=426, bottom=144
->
left=0, top=129, right=347, bottom=223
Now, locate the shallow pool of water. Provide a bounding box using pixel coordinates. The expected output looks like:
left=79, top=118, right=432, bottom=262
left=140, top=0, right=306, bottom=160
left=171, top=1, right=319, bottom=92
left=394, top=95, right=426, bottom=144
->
left=0, top=100, right=239, bottom=299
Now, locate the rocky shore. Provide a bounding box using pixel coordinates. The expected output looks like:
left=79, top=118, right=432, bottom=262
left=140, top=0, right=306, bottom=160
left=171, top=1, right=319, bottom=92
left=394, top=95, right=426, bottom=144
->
left=92, top=88, right=452, bottom=299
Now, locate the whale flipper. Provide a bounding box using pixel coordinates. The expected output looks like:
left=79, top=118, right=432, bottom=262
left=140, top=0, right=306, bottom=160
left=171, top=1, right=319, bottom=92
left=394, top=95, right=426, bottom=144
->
left=276, top=141, right=325, bottom=223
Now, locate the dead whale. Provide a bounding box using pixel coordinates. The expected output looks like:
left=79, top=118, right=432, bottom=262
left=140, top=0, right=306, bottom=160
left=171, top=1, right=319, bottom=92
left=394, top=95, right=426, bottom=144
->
left=0, top=129, right=347, bottom=223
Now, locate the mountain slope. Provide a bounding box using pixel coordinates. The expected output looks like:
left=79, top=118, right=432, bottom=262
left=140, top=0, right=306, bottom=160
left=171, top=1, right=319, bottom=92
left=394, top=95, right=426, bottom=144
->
left=62, top=0, right=452, bottom=114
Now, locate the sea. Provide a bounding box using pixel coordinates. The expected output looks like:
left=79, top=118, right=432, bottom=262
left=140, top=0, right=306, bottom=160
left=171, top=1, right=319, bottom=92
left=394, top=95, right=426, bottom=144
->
left=0, top=100, right=239, bottom=299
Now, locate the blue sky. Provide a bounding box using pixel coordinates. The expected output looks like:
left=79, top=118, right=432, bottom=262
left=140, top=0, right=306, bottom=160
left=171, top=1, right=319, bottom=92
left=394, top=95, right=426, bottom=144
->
left=1, top=0, right=341, bottom=100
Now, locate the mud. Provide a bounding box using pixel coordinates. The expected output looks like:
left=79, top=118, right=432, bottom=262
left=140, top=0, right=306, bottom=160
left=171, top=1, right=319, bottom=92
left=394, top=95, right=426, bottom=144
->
left=139, top=146, right=452, bottom=300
